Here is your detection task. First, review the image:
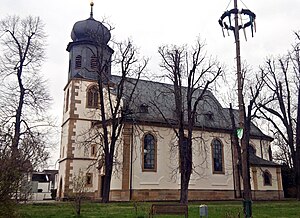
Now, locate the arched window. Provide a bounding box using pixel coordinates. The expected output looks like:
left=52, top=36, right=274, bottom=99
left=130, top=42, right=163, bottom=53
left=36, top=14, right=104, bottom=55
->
left=85, top=173, right=93, bottom=187
left=263, top=170, right=272, bottom=186
left=143, top=133, right=156, bottom=171
left=87, top=85, right=98, bottom=108
left=212, top=139, right=224, bottom=173
left=91, top=55, right=97, bottom=70
left=249, top=144, right=256, bottom=155
left=91, top=144, right=96, bottom=157
left=75, top=55, right=82, bottom=69
left=65, top=89, right=69, bottom=112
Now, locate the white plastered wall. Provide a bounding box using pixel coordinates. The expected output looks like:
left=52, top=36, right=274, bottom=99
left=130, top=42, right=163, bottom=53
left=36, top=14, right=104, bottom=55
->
left=130, top=125, right=234, bottom=191
left=250, top=167, right=279, bottom=191
left=249, top=138, right=271, bottom=160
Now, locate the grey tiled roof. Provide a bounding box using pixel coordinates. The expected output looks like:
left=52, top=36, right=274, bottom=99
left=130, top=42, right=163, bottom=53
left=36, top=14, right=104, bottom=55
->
left=111, top=75, right=272, bottom=140
left=249, top=153, right=280, bottom=167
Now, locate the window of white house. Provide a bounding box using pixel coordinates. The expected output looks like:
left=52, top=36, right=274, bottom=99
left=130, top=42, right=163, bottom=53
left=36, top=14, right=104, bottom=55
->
left=212, top=138, right=224, bottom=173
left=263, top=170, right=272, bottom=186
left=86, top=173, right=93, bottom=186
left=65, top=89, right=69, bottom=112
left=143, top=133, right=156, bottom=171
left=91, top=144, right=96, bottom=157
left=87, top=85, right=98, bottom=108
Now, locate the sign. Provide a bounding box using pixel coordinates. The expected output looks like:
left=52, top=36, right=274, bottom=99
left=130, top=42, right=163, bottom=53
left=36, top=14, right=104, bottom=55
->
left=237, top=128, right=243, bottom=139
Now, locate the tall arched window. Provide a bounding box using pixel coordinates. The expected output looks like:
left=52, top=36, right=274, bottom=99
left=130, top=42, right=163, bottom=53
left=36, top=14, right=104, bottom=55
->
left=65, top=89, right=69, bottom=112
left=143, top=133, right=156, bottom=171
left=212, top=139, right=224, bottom=173
left=91, top=55, right=97, bottom=70
left=263, top=170, right=272, bottom=186
left=75, top=55, right=82, bottom=69
left=87, top=85, right=98, bottom=108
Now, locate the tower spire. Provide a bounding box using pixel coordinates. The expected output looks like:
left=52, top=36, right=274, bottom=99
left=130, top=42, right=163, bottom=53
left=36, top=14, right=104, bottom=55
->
left=90, top=0, right=94, bottom=18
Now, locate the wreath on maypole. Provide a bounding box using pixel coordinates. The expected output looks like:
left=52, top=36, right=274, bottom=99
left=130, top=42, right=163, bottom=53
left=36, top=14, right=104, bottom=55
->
left=218, top=8, right=256, bottom=40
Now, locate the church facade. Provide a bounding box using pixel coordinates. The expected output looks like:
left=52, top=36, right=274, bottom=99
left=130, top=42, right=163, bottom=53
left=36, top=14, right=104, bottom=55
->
left=57, top=5, right=284, bottom=201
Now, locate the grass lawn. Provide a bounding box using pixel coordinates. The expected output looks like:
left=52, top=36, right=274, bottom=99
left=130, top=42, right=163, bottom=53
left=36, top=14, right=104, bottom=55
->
left=17, top=200, right=300, bottom=218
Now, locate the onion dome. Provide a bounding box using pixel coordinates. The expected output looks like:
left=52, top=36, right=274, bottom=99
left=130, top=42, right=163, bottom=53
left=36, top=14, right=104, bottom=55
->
left=71, top=1, right=111, bottom=44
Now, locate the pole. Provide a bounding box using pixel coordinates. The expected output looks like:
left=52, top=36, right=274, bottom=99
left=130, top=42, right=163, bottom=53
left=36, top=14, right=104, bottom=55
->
left=233, top=0, right=252, bottom=217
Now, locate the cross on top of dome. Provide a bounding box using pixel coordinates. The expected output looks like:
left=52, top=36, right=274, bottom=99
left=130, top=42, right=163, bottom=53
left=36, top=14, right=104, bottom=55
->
left=70, top=1, right=111, bottom=44
left=90, top=0, right=94, bottom=18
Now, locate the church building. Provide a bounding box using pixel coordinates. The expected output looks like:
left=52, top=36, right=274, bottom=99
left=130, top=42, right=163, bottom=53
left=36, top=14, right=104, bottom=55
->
left=57, top=3, right=283, bottom=201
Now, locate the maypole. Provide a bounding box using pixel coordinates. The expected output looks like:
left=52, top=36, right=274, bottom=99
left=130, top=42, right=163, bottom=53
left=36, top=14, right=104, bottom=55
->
left=218, top=1, right=256, bottom=217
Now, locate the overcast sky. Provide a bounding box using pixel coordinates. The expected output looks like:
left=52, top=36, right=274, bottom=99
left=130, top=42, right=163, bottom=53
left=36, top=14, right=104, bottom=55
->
left=1, top=0, right=300, bottom=167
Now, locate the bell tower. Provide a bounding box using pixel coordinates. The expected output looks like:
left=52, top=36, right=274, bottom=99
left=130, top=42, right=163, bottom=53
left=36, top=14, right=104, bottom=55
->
left=66, top=1, right=114, bottom=82
left=57, top=1, right=113, bottom=200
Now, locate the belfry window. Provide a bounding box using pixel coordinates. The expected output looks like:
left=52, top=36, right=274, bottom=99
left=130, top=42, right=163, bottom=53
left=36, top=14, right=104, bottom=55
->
left=75, top=55, right=82, bottom=69
left=91, top=55, right=97, bottom=70
left=212, top=139, right=224, bottom=173
left=143, top=133, right=156, bottom=171
left=87, top=85, right=98, bottom=108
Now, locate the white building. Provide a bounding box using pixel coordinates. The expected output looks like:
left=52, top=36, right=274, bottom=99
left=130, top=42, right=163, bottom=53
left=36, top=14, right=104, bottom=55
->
left=57, top=4, right=283, bottom=201
left=29, top=170, right=57, bottom=201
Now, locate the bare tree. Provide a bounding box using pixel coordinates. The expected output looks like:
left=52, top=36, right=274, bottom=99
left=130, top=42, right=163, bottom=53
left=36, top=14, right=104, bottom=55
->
left=99, top=40, right=147, bottom=203
left=78, top=38, right=148, bottom=203
left=272, top=132, right=293, bottom=167
left=294, top=32, right=300, bottom=200
left=68, top=170, right=88, bottom=216
left=0, top=15, right=51, bottom=210
left=258, top=32, right=300, bottom=199
left=156, top=38, right=222, bottom=204
left=225, top=67, right=265, bottom=217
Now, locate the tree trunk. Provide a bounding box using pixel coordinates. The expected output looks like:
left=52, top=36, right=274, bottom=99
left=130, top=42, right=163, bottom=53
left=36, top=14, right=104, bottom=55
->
left=229, top=104, right=242, bottom=198
left=180, top=170, right=188, bottom=204
left=12, top=69, right=25, bottom=151
left=101, top=156, right=113, bottom=203
left=242, top=105, right=252, bottom=217
left=179, top=158, right=192, bottom=204
left=179, top=134, right=192, bottom=204
left=75, top=198, right=81, bottom=215
left=179, top=130, right=187, bottom=203
left=296, top=87, right=300, bottom=200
